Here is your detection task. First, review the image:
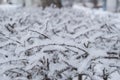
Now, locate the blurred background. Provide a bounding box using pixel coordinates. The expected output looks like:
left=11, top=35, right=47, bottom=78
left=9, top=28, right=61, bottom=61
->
left=0, top=0, right=120, bottom=12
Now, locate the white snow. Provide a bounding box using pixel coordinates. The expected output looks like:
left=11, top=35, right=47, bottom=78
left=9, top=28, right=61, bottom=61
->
left=0, top=4, right=21, bottom=11
left=0, top=7, right=120, bottom=80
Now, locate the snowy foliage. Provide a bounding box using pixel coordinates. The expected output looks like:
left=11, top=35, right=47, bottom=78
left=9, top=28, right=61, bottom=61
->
left=0, top=7, right=120, bottom=80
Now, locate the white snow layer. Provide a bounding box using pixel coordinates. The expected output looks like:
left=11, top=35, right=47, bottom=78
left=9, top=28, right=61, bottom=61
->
left=0, top=7, right=120, bottom=80
left=0, top=4, right=21, bottom=11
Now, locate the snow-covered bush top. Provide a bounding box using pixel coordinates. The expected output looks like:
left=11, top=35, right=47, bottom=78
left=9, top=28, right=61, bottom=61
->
left=0, top=7, right=120, bottom=80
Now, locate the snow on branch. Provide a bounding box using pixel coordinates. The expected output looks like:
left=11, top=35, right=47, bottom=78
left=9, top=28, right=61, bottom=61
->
left=0, top=8, right=120, bottom=80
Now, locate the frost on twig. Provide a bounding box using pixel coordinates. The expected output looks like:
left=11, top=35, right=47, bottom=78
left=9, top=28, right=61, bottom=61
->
left=0, top=8, right=120, bottom=80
